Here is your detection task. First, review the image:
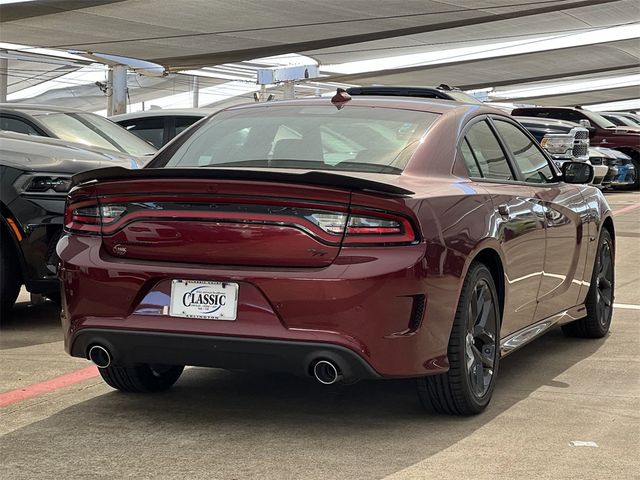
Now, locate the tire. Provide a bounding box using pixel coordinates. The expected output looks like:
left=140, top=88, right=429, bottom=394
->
left=0, top=227, right=22, bottom=318
left=562, top=228, right=614, bottom=338
left=98, top=363, right=184, bottom=393
left=45, top=292, right=62, bottom=305
left=631, top=158, right=640, bottom=191
left=417, top=262, right=500, bottom=415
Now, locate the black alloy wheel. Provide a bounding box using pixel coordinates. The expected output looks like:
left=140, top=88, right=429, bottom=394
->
left=418, top=262, right=500, bottom=415
left=595, top=238, right=614, bottom=325
left=562, top=228, right=614, bottom=338
left=465, top=279, right=498, bottom=399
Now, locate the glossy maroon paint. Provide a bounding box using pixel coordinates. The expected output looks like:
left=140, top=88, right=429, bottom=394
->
left=58, top=97, right=613, bottom=378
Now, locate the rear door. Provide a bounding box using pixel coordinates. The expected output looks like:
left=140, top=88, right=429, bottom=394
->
left=491, top=117, right=585, bottom=322
left=459, top=118, right=546, bottom=336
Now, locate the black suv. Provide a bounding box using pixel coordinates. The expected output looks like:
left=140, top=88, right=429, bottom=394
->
left=0, top=132, right=135, bottom=316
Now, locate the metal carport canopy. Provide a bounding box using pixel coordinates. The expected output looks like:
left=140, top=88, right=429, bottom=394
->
left=0, top=0, right=637, bottom=108
left=0, top=0, right=625, bottom=69
left=323, top=38, right=640, bottom=105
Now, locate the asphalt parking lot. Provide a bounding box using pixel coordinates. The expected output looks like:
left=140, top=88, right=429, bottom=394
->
left=1, top=191, right=638, bottom=480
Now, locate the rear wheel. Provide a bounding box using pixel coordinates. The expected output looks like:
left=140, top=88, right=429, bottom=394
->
left=562, top=228, right=614, bottom=338
left=631, top=157, right=640, bottom=190
left=0, top=227, right=22, bottom=319
left=417, top=262, right=500, bottom=415
left=98, top=363, right=184, bottom=392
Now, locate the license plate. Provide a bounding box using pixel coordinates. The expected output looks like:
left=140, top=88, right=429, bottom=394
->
left=170, top=280, right=238, bottom=320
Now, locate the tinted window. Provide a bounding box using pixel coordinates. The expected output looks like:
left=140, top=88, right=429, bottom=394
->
left=160, top=105, right=439, bottom=174
left=462, top=120, right=513, bottom=181
left=494, top=120, right=554, bottom=183
left=0, top=116, right=41, bottom=136
left=174, top=116, right=201, bottom=136
left=120, top=117, right=165, bottom=148
left=36, top=112, right=156, bottom=156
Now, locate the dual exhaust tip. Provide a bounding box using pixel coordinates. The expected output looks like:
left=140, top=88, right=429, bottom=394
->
left=88, top=345, right=111, bottom=369
left=312, top=359, right=343, bottom=385
left=89, top=345, right=344, bottom=385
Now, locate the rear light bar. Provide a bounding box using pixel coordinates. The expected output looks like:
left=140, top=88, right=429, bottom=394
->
left=64, top=201, right=102, bottom=234
left=342, top=212, right=416, bottom=245
left=65, top=200, right=417, bottom=245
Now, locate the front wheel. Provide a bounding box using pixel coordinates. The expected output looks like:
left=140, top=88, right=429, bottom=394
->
left=417, top=262, right=500, bottom=415
left=562, top=228, right=614, bottom=338
left=632, top=158, right=640, bottom=191
left=98, top=363, right=184, bottom=392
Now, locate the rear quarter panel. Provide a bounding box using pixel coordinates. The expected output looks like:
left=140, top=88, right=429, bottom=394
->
left=392, top=179, right=498, bottom=370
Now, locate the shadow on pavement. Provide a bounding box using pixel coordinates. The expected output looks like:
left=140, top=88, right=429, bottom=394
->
left=0, top=300, right=62, bottom=349
left=2, top=327, right=604, bottom=479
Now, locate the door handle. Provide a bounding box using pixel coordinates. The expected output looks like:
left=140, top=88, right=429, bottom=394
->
left=497, top=204, right=510, bottom=218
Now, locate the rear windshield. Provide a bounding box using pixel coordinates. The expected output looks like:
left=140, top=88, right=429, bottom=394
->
left=158, top=105, right=439, bottom=174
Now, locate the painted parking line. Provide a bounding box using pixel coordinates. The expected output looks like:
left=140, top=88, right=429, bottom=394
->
left=0, top=365, right=98, bottom=408
left=614, top=303, right=640, bottom=310
left=612, top=204, right=640, bottom=216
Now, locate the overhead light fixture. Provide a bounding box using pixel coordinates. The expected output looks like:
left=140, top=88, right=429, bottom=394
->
left=68, top=51, right=167, bottom=77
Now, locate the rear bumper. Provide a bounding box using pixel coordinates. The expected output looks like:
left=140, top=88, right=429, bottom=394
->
left=70, top=328, right=380, bottom=380
left=59, top=233, right=453, bottom=378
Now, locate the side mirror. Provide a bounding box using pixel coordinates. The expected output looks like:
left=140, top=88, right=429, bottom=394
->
left=562, top=161, right=594, bottom=184
left=579, top=118, right=596, bottom=134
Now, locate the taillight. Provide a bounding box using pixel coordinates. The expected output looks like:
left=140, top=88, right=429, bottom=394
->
left=306, top=212, right=348, bottom=235
left=64, top=202, right=128, bottom=234
left=343, top=212, right=417, bottom=245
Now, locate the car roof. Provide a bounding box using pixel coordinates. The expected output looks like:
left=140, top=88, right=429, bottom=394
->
left=110, top=108, right=216, bottom=121
left=224, top=96, right=494, bottom=115
left=0, top=103, right=88, bottom=115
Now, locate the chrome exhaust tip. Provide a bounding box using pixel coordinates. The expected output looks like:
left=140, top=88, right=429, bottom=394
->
left=88, top=345, right=111, bottom=369
left=312, top=360, right=343, bottom=385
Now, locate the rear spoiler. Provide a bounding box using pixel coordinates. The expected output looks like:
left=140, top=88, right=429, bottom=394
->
left=71, top=167, right=414, bottom=196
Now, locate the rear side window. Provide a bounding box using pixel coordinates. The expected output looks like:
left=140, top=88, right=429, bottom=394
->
left=174, top=116, right=201, bottom=136
left=119, top=117, right=165, bottom=149
left=460, top=121, right=513, bottom=181
left=0, top=116, right=41, bottom=136
left=493, top=120, right=554, bottom=184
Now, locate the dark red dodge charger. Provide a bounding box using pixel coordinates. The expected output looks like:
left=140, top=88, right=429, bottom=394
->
left=58, top=94, right=614, bottom=415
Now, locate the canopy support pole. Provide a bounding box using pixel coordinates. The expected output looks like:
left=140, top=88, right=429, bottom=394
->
left=192, top=75, right=199, bottom=108
left=0, top=56, right=8, bottom=103
left=108, top=64, right=127, bottom=115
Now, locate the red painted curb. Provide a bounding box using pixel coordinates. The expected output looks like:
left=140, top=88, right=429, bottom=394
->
left=0, top=365, right=99, bottom=408
left=613, top=204, right=640, bottom=216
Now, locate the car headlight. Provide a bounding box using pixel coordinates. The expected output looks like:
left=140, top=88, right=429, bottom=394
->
left=540, top=136, right=573, bottom=158
left=14, top=174, right=73, bottom=194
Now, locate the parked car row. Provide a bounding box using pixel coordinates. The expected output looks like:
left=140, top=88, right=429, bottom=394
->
left=512, top=106, right=640, bottom=189
left=514, top=116, right=635, bottom=189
